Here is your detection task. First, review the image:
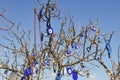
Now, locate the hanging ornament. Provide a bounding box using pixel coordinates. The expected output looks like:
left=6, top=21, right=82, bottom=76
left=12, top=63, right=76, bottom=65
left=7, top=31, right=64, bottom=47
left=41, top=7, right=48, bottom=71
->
left=35, top=69, right=38, bottom=74
left=43, top=59, right=50, bottom=66
left=10, top=72, right=14, bottom=77
left=43, top=53, right=46, bottom=59
left=97, top=57, right=100, bottom=60
left=62, top=68, right=65, bottom=76
left=59, top=39, right=64, bottom=45
left=72, top=71, right=78, bottom=80
left=24, top=67, right=32, bottom=77
left=32, top=61, right=37, bottom=67
left=97, top=37, right=101, bottom=43
left=70, top=26, right=75, bottom=37
left=80, top=62, right=85, bottom=68
left=71, top=41, right=76, bottom=48
left=38, top=6, right=44, bottom=21
left=66, top=67, right=73, bottom=75
left=66, top=49, right=71, bottom=54
left=73, top=31, right=76, bottom=37
left=75, top=44, right=80, bottom=49
left=56, top=73, right=62, bottom=80
left=21, top=77, right=25, bottom=80
left=46, top=27, right=54, bottom=35
left=40, top=33, right=44, bottom=41
left=80, top=32, right=84, bottom=37
left=51, top=7, right=54, bottom=11
left=105, top=40, right=112, bottom=58
left=86, top=47, right=90, bottom=52
left=90, top=25, right=96, bottom=31
left=4, top=70, right=8, bottom=74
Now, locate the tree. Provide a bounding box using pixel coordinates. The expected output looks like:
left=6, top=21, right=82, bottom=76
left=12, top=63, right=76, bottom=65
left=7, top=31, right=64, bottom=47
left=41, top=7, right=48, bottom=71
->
left=0, top=0, right=117, bottom=80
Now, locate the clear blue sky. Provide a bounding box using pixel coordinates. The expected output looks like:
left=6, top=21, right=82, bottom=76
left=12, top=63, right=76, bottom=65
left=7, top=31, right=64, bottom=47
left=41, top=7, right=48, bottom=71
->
left=0, top=0, right=120, bottom=80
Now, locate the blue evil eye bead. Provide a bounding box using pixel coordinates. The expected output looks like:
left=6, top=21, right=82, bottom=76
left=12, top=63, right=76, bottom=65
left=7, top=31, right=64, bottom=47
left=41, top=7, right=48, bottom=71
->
left=105, top=39, right=110, bottom=44
left=97, top=37, right=100, bottom=43
left=4, top=70, right=8, bottom=74
left=71, top=41, right=76, bottom=48
left=44, top=59, right=50, bottom=66
left=21, top=77, right=26, bottom=80
left=97, top=57, right=100, bottom=60
left=32, top=61, right=37, bottom=67
left=66, top=67, right=73, bottom=75
left=38, top=6, right=44, bottom=21
left=60, top=39, right=64, bottom=45
left=90, top=25, right=96, bottom=31
left=66, top=49, right=71, bottom=54
left=40, top=33, right=44, bottom=41
left=46, top=27, right=54, bottom=35
left=86, top=47, right=90, bottom=52
left=80, top=32, right=84, bottom=37
left=35, top=69, right=38, bottom=74
left=43, top=53, right=46, bottom=59
left=51, top=7, right=54, bottom=11
left=80, top=62, right=85, bottom=68
left=75, top=44, right=80, bottom=49
left=73, top=32, right=75, bottom=37
left=56, top=73, right=62, bottom=80
left=72, top=71, right=78, bottom=80
left=106, top=43, right=112, bottom=58
left=24, top=67, right=32, bottom=76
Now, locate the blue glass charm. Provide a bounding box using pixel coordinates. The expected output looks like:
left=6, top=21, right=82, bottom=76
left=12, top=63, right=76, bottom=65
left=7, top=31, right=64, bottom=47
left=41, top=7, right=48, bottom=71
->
left=105, top=40, right=112, bottom=58
left=66, top=49, right=71, bottom=54
left=46, top=27, right=54, bottom=35
left=4, top=70, right=8, bottom=74
left=36, top=69, right=38, bottom=74
left=32, top=61, right=37, bottom=67
left=90, top=25, right=96, bottom=31
left=43, top=53, right=46, bottom=59
left=51, top=7, right=54, bottom=11
left=56, top=73, right=62, bottom=80
left=60, top=39, right=64, bottom=45
left=44, top=59, right=50, bottom=66
left=80, top=32, right=84, bottom=37
left=73, top=31, right=75, bottom=37
left=38, top=6, right=44, bottom=21
left=71, top=41, right=76, bottom=48
left=80, top=62, right=85, bottom=68
left=66, top=67, right=73, bottom=75
left=40, top=33, right=44, bottom=41
left=24, top=67, right=32, bottom=76
left=72, top=71, right=78, bottom=80
left=21, top=77, right=26, bottom=80
left=86, top=47, right=90, bottom=52
left=75, top=44, right=80, bottom=49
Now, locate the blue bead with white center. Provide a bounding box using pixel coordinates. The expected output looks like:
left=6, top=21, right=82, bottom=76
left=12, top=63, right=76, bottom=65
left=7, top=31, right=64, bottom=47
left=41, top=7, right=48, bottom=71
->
left=71, top=41, right=76, bottom=48
left=44, top=59, right=50, bottom=66
left=46, top=27, right=54, bottom=35
left=24, top=67, right=32, bottom=77
left=66, top=67, right=73, bottom=75
left=66, top=49, right=71, bottom=54
left=72, top=70, right=78, bottom=80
